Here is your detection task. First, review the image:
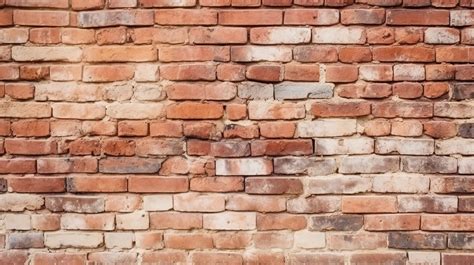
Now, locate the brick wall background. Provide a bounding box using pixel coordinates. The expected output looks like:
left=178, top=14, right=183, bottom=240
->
left=0, top=0, right=473, bottom=264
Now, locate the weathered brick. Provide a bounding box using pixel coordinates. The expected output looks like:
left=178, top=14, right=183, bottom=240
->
left=401, top=156, right=457, bottom=173
left=313, top=26, right=366, bottom=44
left=287, top=196, right=340, bottom=214
left=364, top=214, right=420, bottom=231
left=246, top=177, right=303, bottom=195
left=274, top=157, right=337, bottom=175
left=78, top=10, right=153, bottom=27
left=398, top=195, right=457, bottom=213
left=275, top=82, right=332, bottom=99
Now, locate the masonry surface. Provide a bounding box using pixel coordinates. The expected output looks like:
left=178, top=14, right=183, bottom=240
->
left=0, top=0, right=473, bottom=264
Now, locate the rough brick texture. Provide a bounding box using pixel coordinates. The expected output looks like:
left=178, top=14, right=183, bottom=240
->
left=0, top=0, right=473, bottom=264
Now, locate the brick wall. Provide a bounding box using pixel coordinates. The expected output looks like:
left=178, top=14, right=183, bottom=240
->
left=0, top=0, right=473, bottom=264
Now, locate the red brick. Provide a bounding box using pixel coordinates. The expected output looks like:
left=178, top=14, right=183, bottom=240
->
left=246, top=64, right=282, bottom=82
left=29, top=28, right=61, bottom=44
left=67, top=176, right=127, bottom=192
left=342, top=196, right=398, bottom=213
left=13, top=10, right=69, bottom=26
left=364, top=214, right=420, bottom=231
left=223, top=124, right=259, bottom=139
left=83, top=65, right=134, bottom=82
left=0, top=9, right=13, bottom=26
left=72, top=0, right=105, bottom=10
left=294, top=46, right=338, bottom=62
left=392, top=82, right=423, bottom=99
left=38, top=157, right=97, bottom=174
left=11, top=120, right=49, bottom=137
left=5, top=139, right=56, bottom=155
left=96, top=27, right=127, bottom=45
left=338, top=84, right=392, bottom=99
left=159, top=46, right=229, bottom=62
left=32, top=253, right=86, bottom=265
left=424, top=82, right=450, bottom=98
left=251, top=140, right=313, bottom=156
left=69, top=139, right=102, bottom=155
left=373, top=46, right=435, bottom=62
left=19, top=65, right=49, bottom=81
left=160, top=63, right=216, bottom=81
left=341, top=8, right=385, bottom=25
left=150, top=121, right=182, bottom=137
left=387, top=9, right=449, bottom=25
left=167, top=102, right=224, bottom=120
left=339, top=46, right=372, bottom=63
left=372, top=102, right=433, bottom=118
left=4, top=83, right=34, bottom=100
left=219, top=10, right=282, bottom=25
left=167, top=82, right=236, bottom=101
left=129, top=176, right=189, bottom=193
left=423, top=121, right=457, bottom=139
left=325, top=65, right=358, bottom=83
left=62, top=28, right=95, bottom=44
left=8, top=177, right=65, bottom=193
left=0, top=159, right=36, bottom=174
left=284, top=9, right=339, bottom=25
left=189, top=27, right=247, bottom=44
left=311, top=102, right=371, bottom=117
left=150, top=212, right=202, bottom=230
left=217, top=64, right=246, bottom=81
left=155, top=9, right=217, bottom=25
left=131, top=27, right=187, bottom=44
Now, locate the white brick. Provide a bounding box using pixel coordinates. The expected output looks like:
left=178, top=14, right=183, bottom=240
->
left=274, top=82, right=333, bottom=100
left=232, top=46, right=292, bottom=62
left=425, top=28, right=459, bottom=44
left=35, top=82, right=103, bottom=102
left=408, top=251, right=440, bottom=265
left=237, top=82, right=273, bottom=100
left=5, top=214, right=31, bottom=230
left=398, top=195, right=457, bottom=213
left=313, top=26, right=366, bottom=44
left=394, top=64, right=425, bottom=81
left=203, top=212, right=256, bottom=230
left=143, top=195, right=173, bottom=211
left=435, top=138, right=474, bottom=155
left=450, top=10, right=474, bottom=26
left=248, top=101, right=305, bottom=120
left=372, top=174, right=430, bottom=193
left=0, top=194, right=44, bottom=211
left=105, top=232, right=134, bottom=249
left=376, top=137, right=434, bottom=155
left=216, top=158, right=272, bottom=176
left=0, top=28, right=29, bottom=44
left=315, top=137, right=374, bottom=155
left=297, top=119, right=357, bottom=137
left=106, top=103, right=164, bottom=119
left=251, top=27, right=311, bottom=44
left=459, top=157, right=474, bottom=174
left=45, top=232, right=103, bottom=248
left=135, top=64, right=159, bottom=81
left=295, top=231, right=326, bottom=249
left=307, top=175, right=372, bottom=194
left=133, top=84, right=165, bottom=101
left=116, top=211, right=149, bottom=230
left=340, top=155, right=399, bottom=174
left=12, top=46, right=82, bottom=62
left=274, top=157, right=337, bottom=175
left=174, top=193, right=225, bottom=212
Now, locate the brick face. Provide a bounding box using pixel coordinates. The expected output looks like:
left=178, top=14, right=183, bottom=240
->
left=0, top=1, right=472, bottom=262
